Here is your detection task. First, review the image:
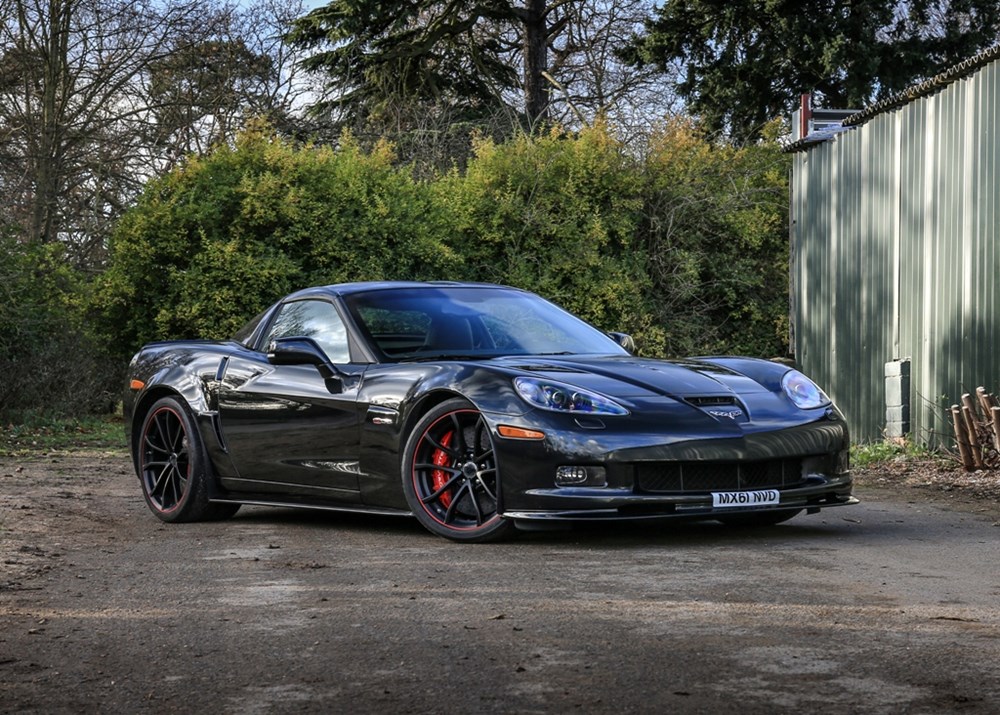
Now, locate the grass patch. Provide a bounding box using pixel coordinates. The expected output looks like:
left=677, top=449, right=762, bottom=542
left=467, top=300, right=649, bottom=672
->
left=851, top=439, right=933, bottom=469
left=0, top=414, right=126, bottom=456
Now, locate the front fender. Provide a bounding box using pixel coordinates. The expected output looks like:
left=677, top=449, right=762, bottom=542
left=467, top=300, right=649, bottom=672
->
left=124, top=342, right=236, bottom=465
left=356, top=362, right=531, bottom=509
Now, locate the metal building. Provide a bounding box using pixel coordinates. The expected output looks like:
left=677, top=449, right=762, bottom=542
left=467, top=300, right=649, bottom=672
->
left=787, top=46, right=1000, bottom=445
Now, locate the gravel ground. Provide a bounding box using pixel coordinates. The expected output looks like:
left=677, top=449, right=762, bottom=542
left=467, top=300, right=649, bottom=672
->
left=854, top=455, right=1000, bottom=511
left=2, top=450, right=999, bottom=714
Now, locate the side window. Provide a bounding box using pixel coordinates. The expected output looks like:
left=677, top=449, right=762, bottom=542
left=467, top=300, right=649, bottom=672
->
left=263, top=300, right=351, bottom=364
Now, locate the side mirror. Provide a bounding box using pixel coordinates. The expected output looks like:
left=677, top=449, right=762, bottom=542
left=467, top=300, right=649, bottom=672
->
left=608, top=332, right=636, bottom=354
left=267, top=337, right=343, bottom=393
left=267, top=337, right=328, bottom=366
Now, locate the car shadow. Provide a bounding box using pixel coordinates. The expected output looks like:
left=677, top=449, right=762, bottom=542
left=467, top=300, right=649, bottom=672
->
left=230, top=505, right=426, bottom=536
left=226, top=503, right=886, bottom=548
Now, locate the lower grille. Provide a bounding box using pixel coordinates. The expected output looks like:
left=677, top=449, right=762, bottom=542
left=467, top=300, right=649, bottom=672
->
left=635, top=459, right=803, bottom=493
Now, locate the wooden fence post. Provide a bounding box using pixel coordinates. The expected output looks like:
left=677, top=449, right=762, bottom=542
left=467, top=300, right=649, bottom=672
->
left=951, top=405, right=975, bottom=470
left=992, top=406, right=1000, bottom=453
left=976, top=387, right=993, bottom=418
left=962, top=404, right=985, bottom=469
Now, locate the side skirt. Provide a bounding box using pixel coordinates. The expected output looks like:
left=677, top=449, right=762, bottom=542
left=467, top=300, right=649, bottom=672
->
left=209, top=492, right=412, bottom=518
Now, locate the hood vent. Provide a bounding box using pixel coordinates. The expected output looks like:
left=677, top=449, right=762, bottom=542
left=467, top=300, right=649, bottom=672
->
left=686, top=396, right=737, bottom=407
left=516, top=364, right=582, bottom=373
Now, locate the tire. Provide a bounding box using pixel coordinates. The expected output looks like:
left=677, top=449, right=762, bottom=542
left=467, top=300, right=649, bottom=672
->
left=136, top=396, right=240, bottom=523
left=716, top=508, right=802, bottom=528
left=401, top=398, right=515, bottom=542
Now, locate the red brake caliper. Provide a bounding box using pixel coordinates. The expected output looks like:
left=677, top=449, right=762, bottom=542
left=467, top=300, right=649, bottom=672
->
left=431, top=430, right=454, bottom=509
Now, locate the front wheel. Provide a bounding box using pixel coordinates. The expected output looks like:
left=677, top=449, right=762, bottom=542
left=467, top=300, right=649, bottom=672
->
left=402, top=398, right=515, bottom=542
left=137, top=396, right=240, bottom=523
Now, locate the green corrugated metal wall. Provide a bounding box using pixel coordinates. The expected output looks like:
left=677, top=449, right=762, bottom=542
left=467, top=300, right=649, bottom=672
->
left=791, top=59, right=1000, bottom=445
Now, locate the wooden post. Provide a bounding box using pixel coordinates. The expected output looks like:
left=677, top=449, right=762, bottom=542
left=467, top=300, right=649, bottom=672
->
left=952, top=405, right=975, bottom=470
left=992, top=406, right=1000, bottom=453
left=962, top=404, right=985, bottom=469
left=976, top=387, right=993, bottom=418
left=980, top=389, right=1000, bottom=455
left=962, top=392, right=979, bottom=445
left=962, top=392, right=980, bottom=422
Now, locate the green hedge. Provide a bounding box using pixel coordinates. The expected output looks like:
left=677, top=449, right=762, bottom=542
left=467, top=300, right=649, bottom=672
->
left=0, top=235, right=116, bottom=420
left=641, top=119, right=790, bottom=356
left=452, top=124, right=664, bottom=352
left=98, top=120, right=789, bottom=366
left=96, top=127, right=459, bottom=350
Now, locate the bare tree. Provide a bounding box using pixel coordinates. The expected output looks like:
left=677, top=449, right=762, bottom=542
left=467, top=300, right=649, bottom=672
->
left=144, top=0, right=321, bottom=159
left=0, top=0, right=315, bottom=266
left=0, top=0, right=201, bottom=257
left=546, top=0, right=680, bottom=137
left=241, top=0, right=324, bottom=140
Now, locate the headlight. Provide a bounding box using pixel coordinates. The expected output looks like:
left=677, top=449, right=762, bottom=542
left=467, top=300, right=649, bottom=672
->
left=513, top=377, right=628, bottom=415
left=781, top=370, right=831, bottom=409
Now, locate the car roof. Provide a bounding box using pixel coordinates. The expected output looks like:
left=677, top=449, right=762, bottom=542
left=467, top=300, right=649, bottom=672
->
left=283, top=281, right=525, bottom=301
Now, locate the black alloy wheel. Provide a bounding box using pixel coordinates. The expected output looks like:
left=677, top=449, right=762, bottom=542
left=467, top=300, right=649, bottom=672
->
left=402, top=398, right=514, bottom=542
left=137, top=396, right=239, bottom=523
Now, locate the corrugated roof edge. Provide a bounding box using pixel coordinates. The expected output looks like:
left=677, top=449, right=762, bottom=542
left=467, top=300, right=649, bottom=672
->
left=781, top=124, right=855, bottom=153
left=783, top=42, right=1000, bottom=154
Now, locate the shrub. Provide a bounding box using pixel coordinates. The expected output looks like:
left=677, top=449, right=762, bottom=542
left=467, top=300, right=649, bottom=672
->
left=0, top=235, right=116, bottom=420
left=96, top=120, right=791, bottom=370
left=96, top=125, right=459, bottom=358
left=642, top=118, right=790, bottom=357
left=453, top=124, right=665, bottom=353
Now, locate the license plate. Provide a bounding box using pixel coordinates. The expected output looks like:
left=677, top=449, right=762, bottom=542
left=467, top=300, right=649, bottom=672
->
left=712, top=489, right=780, bottom=508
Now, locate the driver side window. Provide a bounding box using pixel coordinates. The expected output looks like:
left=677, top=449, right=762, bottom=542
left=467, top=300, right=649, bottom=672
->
left=263, top=300, right=351, bottom=364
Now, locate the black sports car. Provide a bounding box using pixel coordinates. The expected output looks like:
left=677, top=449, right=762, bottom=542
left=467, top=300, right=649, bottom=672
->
left=124, top=282, right=856, bottom=542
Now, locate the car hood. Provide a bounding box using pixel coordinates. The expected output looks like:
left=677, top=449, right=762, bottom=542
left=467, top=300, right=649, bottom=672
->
left=494, top=355, right=775, bottom=401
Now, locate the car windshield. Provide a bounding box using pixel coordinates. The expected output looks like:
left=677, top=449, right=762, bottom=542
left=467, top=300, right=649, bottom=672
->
left=343, top=286, right=628, bottom=361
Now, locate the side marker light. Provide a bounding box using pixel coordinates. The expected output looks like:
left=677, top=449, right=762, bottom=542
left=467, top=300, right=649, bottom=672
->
left=497, top=425, right=545, bottom=440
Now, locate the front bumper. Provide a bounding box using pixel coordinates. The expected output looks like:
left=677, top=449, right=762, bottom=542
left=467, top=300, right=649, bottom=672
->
left=491, top=410, right=854, bottom=520
left=503, top=474, right=856, bottom=521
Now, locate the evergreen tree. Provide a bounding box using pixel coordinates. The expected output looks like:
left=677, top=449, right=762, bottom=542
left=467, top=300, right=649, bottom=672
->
left=287, top=1, right=568, bottom=126
left=624, top=0, right=1000, bottom=141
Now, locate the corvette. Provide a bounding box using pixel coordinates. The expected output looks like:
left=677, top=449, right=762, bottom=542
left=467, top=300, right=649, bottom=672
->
left=124, top=282, right=856, bottom=542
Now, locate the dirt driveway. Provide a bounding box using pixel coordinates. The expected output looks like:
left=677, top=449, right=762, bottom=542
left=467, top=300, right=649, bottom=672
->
left=2, top=452, right=999, bottom=714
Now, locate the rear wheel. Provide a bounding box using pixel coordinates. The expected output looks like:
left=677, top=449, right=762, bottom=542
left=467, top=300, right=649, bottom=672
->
left=402, top=398, right=515, bottom=542
left=137, top=396, right=239, bottom=523
left=716, top=508, right=801, bottom=527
